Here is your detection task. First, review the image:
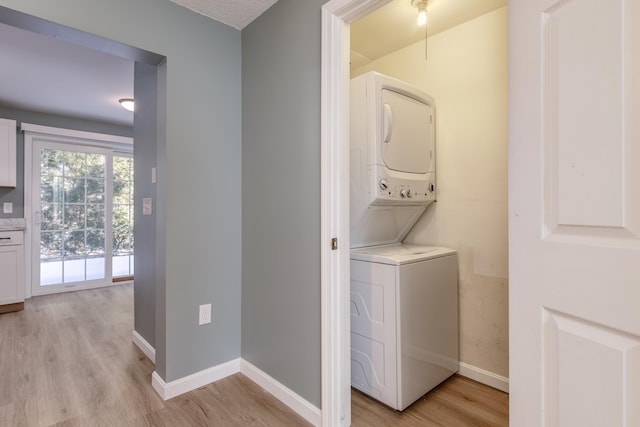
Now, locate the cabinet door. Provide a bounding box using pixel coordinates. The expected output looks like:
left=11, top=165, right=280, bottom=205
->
left=0, top=245, right=24, bottom=304
left=0, top=118, right=17, bottom=187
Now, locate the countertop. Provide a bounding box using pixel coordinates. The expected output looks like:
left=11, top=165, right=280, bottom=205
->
left=0, top=218, right=26, bottom=231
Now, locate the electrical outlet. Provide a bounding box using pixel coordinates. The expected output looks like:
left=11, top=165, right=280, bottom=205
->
left=3, top=202, right=12, bottom=214
left=199, top=304, right=211, bottom=325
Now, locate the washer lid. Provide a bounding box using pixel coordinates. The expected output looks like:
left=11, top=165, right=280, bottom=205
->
left=350, top=244, right=456, bottom=265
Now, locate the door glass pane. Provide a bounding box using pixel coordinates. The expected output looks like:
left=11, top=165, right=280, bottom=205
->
left=86, top=178, right=104, bottom=203
left=112, top=155, right=134, bottom=277
left=86, top=204, right=105, bottom=229
left=87, top=153, right=105, bottom=177
left=64, top=151, right=86, bottom=176
left=63, top=177, right=85, bottom=204
left=41, top=149, right=64, bottom=177
left=39, top=147, right=107, bottom=286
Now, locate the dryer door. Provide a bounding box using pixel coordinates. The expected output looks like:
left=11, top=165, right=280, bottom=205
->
left=380, top=88, right=433, bottom=174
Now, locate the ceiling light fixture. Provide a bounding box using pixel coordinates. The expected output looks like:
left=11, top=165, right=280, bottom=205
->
left=411, top=0, right=430, bottom=60
left=119, top=98, right=135, bottom=112
left=411, top=0, right=429, bottom=26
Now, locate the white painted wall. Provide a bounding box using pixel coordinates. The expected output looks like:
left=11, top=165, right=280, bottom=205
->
left=352, top=7, right=509, bottom=378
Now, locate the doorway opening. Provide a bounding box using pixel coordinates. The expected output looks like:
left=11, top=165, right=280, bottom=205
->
left=321, top=0, right=509, bottom=425
left=0, top=3, right=165, bottom=367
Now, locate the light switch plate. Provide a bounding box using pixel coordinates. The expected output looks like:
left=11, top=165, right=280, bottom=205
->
left=143, top=198, right=152, bottom=215
left=3, top=202, right=12, bottom=214
left=151, top=167, right=157, bottom=184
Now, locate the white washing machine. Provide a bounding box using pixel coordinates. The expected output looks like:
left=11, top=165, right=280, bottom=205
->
left=350, top=244, right=459, bottom=410
left=349, top=72, right=459, bottom=410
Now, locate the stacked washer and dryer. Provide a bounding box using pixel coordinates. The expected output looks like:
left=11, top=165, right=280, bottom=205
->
left=349, top=72, right=459, bottom=411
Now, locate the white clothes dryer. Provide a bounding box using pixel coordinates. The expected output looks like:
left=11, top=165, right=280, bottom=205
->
left=350, top=244, right=459, bottom=410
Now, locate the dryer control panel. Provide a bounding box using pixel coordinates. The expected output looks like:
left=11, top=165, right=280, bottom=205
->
left=370, top=166, right=435, bottom=206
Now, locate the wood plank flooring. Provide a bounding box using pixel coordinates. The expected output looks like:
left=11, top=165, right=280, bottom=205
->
left=352, top=376, right=508, bottom=426
left=0, top=284, right=508, bottom=426
left=0, top=285, right=308, bottom=427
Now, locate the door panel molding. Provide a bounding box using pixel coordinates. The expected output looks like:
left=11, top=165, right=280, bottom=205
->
left=543, top=0, right=640, bottom=245
left=543, top=308, right=640, bottom=426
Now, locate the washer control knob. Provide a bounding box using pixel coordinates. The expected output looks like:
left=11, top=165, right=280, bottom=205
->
left=406, top=190, right=412, bottom=198
left=379, top=179, right=389, bottom=190
left=400, top=189, right=406, bottom=198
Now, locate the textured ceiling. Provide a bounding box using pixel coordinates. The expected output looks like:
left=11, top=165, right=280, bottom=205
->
left=170, top=0, right=279, bottom=30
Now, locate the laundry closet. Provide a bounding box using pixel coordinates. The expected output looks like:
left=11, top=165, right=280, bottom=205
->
left=348, top=0, right=509, bottom=409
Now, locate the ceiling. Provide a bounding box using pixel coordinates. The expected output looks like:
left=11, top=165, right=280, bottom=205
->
left=0, top=22, right=135, bottom=126
left=350, top=0, right=507, bottom=70
left=0, top=0, right=506, bottom=127
left=0, top=0, right=279, bottom=127
left=169, top=0, right=279, bottom=30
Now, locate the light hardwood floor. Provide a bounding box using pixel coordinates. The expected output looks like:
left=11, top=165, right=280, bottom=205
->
left=0, top=284, right=308, bottom=427
left=352, top=375, right=508, bottom=426
left=0, top=284, right=508, bottom=426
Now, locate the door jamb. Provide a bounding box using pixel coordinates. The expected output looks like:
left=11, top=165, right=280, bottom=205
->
left=320, top=1, right=391, bottom=426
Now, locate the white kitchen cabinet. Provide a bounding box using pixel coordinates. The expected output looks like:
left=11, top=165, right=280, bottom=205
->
left=0, top=230, right=24, bottom=311
left=0, top=118, right=17, bottom=187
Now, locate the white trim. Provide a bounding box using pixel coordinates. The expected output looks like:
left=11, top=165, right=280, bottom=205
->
left=21, top=123, right=133, bottom=155
left=21, top=122, right=133, bottom=146
left=31, top=279, right=117, bottom=297
left=458, top=362, right=509, bottom=393
left=240, top=359, right=322, bottom=427
left=320, top=4, right=350, bottom=427
left=151, top=358, right=241, bottom=400
left=23, top=133, right=33, bottom=300
left=131, top=330, right=156, bottom=364
left=320, top=1, right=391, bottom=426
left=149, top=358, right=321, bottom=425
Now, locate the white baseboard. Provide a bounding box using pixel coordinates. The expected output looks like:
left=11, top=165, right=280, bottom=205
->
left=131, top=330, right=156, bottom=364
left=152, top=358, right=241, bottom=400
left=149, top=357, right=321, bottom=425
left=458, top=362, right=509, bottom=393
left=240, top=359, right=322, bottom=427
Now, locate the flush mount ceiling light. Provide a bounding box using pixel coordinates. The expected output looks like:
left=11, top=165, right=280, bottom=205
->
left=411, top=0, right=429, bottom=26
left=119, top=98, right=135, bottom=112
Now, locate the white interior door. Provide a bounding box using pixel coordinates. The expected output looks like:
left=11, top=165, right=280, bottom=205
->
left=510, top=0, right=640, bottom=425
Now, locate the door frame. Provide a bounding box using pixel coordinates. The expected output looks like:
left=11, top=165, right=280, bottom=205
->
left=320, top=1, right=392, bottom=426
left=22, top=123, right=133, bottom=298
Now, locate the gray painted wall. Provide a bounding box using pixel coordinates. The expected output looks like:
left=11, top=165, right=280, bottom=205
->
left=133, top=62, right=158, bottom=349
left=0, top=0, right=242, bottom=382
left=0, top=105, right=133, bottom=220
left=154, top=61, right=168, bottom=378
left=241, top=0, right=324, bottom=407
left=3, top=0, right=325, bottom=406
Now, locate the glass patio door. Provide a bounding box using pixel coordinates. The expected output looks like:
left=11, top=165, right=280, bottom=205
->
left=112, top=154, right=134, bottom=278
left=32, top=141, right=113, bottom=295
